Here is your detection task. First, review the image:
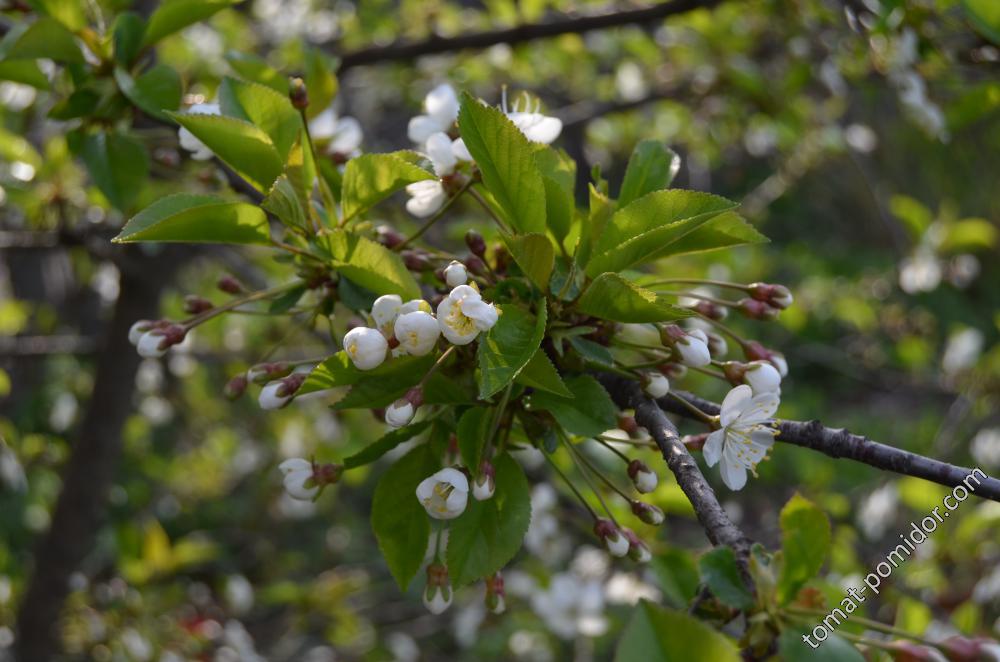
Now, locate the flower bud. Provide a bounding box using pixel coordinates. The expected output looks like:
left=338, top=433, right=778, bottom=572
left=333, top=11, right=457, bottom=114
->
left=623, top=529, right=651, bottom=563
left=643, top=373, right=670, bottom=399
left=493, top=244, right=510, bottom=273
left=737, top=297, right=780, bottom=321
left=183, top=295, right=213, bottom=315
left=659, top=363, right=687, bottom=379
left=661, top=325, right=711, bottom=367
left=385, top=398, right=415, bottom=428
left=627, top=460, right=658, bottom=494
left=743, top=360, right=781, bottom=394
left=217, top=275, right=243, bottom=294
left=258, top=373, right=305, bottom=410
left=473, top=460, right=496, bottom=501
left=938, top=636, right=982, bottom=662
left=691, top=299, right=728, bottom=320
left=223, top=374, right=248, bottom=400
left=247, top=361, right=292, bottom=385
left=343, top=327, right=388, bottom=370
left=619, top=323, right=662, bottom=347
left=423, top=563, right=453, bottom=614
left=443, top=260, right=468, bottom=287
left=485, top=572, right=505, bottom=614
left=402, top=250, right=433, bottom=271
left=128, top=320, right=155, bottom=345
left=394, top=310, right=441, bottom=356
left=464, top=254, right=488, bottom=278
left=748, top=282, right=793, bottom=309
left=593, top=519, right=629, bottom=557
left=631, top=500, right=665, bottom=525
left=289, top=77, right=308, bottom=109
left=465, top=229, right=486, bottom=257
left=617, top=415, right=638, bottom=436
left=137, top=324, right=185, bottom=358
left=888, top=641, right=944, bottom=661
left=705, top=331, right=728, bottom=358
left=375, top=224, right=405, bottom=249
left=278, top=458, right=317, bottom=500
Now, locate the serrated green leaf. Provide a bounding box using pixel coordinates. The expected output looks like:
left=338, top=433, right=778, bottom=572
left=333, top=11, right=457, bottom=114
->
left=457, top=408, right=491, bottom=473
left=333, top=355, right=437, bottom=410
left=114, top=193, right=270, bottom=244
left=778, top=629, right=864, bottom=662
left=262, top=175, right=309, bottom=230
left=446, top=453, right=531, bottom=585
left=502, top=233, right=555, bottom=291
left=340, top=152, right=433, bottom=222
left=0, top=60, right=49, bottom=89
left=615, top=600, right=740, bottom=662
left=515, top=350, right=571, bottom=397
left=304, top=47, right=338, bottom=120
left=586, top=190, right=739, bottom=276
left=69, top=130, right=148, bottom=212
left=224, top=51, right=289, bottom=93
left=698, top=546, right=754, bottom=610
left=576, top=183, right=614, bottom=268
left=322, top=230, right=422, bottom=299
left=372, top=443, right=439, bottom=590
left=653, top=211, right=767, bottom=258
left=535, top=146, right=577, bottom=242
left=169, top=112, right=283, bottom=192
left=218, top=77, right=302, bottom=160
left=115, top=64, right=182, bottom=121
left=568, top=336, right=615, bottom=367
left=576, top=273, right=693, bottom=324
left=268, top=284, right=306, bottom=314
left=526, top=375, right=616, bottom=437
left=301, top=351, right=433, bottom=397
left=778, top=493, right=831, bottom=603
left=618, top=140, right=680, bottom=209
left=0, top=17, right=83, bottom=63
left=344, top=421, right=432, bottom=469
left=457, top=93, right=546, bottom=234
left=142, top=0, right=239, bottom=47
left=476, top=301, right=547, bottom=399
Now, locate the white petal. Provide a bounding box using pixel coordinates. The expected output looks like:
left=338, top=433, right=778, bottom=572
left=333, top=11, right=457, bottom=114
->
left=425, top=131, right=457, bottom=176
left=407, top=115, right=439, bottom=144
left=309, top=108, right=337, bottom=140
left=329, top=116, right=363, bottom=154
left=703, top=430, right=725, bottom=467
left=425, top=83, right=459, bottom=128
left=720, top=385, right=753, bottom=427
left=452, top=137, right=472, bottom=161
left=415, top=476, right=436, bottom=502
left=738, top=391, right=780, bottom=425
left=279, top=458, right=311, bottom=475
left=720, top=457, right=747, bottom=490
left=434, top=467, right=469, bottom=492
left=444, top=488, right=468, bottom=517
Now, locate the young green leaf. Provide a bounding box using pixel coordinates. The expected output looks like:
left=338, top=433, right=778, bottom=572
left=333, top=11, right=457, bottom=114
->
left=262, top=175, right=309, bottom=230
left=535, top=146, right=577, bottom=242
left=68, top=130, right=149, bottom=212
left=0, top=18, right=83, bottom=63
left=576, top=273, right=693, bottom=324
left=615, top=601, right=740, bottom=662
left=333, top=355, right=437, bottom=410
left=457, top=407, right=492, bottom=473
left=114, top=64, right=182, bottom=121
left=168, top=113, right=283, bottom=192
left=617, top=140, right=681, bottom=209
left=322, top=230, right=422, bottom=300
left=477, top=301, right=547, bottom=399
left=698, top=547, right=754, bottom=610
left=224, top=51, right=289, bottom=93
left=445, top=453, right=531, bottom=585
left=340, top=152, right=434, bottom=222
left=112, top=12, right=146, bottom=66
left=30, top=0, right=88, bottom=31
left=142, top=0, right=239, bottom=47
left=217, top=77, right=303, bottom=160
left=651, top=211, right=767, bottom=259
left=515, top=350, right=572, bottom=397
left=0, top=60, right=50, bottom=89
left=113, top=193, right=270, bottom=244
left=526, top=375, right=616, bottom=437
left=457, top=93, right=546, bottom=234
left=344, top=421, right=432, bottom=469
left=303, top=48, right=338, bottom=120
left=778, top=493, right=831, bottom=603
left=502, top=233, right=555, bottom=291
left=372, top=443, right=440, bottom=590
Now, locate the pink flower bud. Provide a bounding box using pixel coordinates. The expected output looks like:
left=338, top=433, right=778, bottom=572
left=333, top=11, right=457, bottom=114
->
left=473, top=460, right=496, bottom=501
left=183, top=295, right=213, bottom=315
left=247, top=361, right=292, bottom=385
left=594, top=519, right=629, bottom=557
left=223, top=374, right=248, bottom=400
left=622, top=528, right=651, bottom=563
left=485, top=572, right=505, bottom=614
left=217, top=275, right=243, bottom=294
left=691, top=299, right=728, bottom=320
left=737, top=298, right=780, bottom=321
left=628, top=460, right=658, bottom=493
left=631, top=500, right=665, bottom=526
left=465, top=230, right=486, bottom=257
left=375, top=225, right=404, bottom=249
left=748, top=282, right=793, bottom=309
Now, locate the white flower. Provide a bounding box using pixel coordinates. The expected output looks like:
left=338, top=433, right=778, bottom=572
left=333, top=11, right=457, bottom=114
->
left=399, top=299, right=433, bottom=315
left=128, top=320, right=153, bottom=345
left=385, top=399, right=415, bottom=428
left=408, top=83, right=460, bottom=144
left=178, top=102, right=220, bottom=160
left=501, top=90, right=562, bottom=144
left=437, top=284, right=498, bottom=345
left=744, top=360, right=781, bottom=394
left=472, top=472, right=495, bottom=501
left=675, top=329, right=711, bottom=367
left=443, top=260, right=468, bottom=287
left=405, top=180, right=447, bottom=218
left=278, top=458, right=317, bottom=500
left=343, top=327, right=387, bottom=371
left=425, top=131, right=457, bottom=176
left=394, top=311, right=441, bottom=356
left=416, top=467, right=469, bottom=520
left=643, top=373, right=670, bottom=399
left=768, top=352, right=788, bottom=377
left=259, top=380, right=292, bottom=410
left=309, top=108, right=363, bottom=156
left=424, top=585, right=453, bottom=614
left=628, top=460, right=658, bottom=494
left=371, top=294, right=403, bottom=332
left=137, top=330, right=168, bottom=358
left=531, top=573, right=607, bottom=640
left=703, top=385, right=779, bottom=490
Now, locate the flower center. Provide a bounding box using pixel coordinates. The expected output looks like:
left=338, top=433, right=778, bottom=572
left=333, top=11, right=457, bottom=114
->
left=424, top=482, right=455, bottom=514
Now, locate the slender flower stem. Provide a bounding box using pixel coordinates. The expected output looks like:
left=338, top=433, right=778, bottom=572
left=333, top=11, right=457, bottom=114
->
left=597, top=435, right=657, bottom=450
left=594, top=436, right=634, bottom=460
left=182, top=281, right=304, bottom=331
left=296, top=106, right=327, bottom=234
left=785, top=607, right=942, bottom=649
left=568, top=441, right=633, bottom=501
left=561, top=432, right=619, bottom=526
left=396, top=180, right=473, bottom=250
left=543, top=451, right=598, bottom=519
left=483, top=383, right=514, bottom=465
left=417, top=345, right=455, bottom=389
left=687, top=364, right=728, bottom=380
left=272, top=239, right=326, bottom=263
left=650, top=289, right=738, bottom=307
left=468, top=186, right=511, bottom=234
left=667, top=392, right=717, bottom=425
left=642, top=278, right=750, bottom=292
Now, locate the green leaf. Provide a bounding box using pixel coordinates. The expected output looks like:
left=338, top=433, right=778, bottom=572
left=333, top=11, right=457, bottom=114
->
left=142, top=0, right=239, bottom=46
left=268, top=284, right=306, bottom=314
left=476, top=301, right=547, bottom=399
left=344, top=421, right=432, bottom=469
left=457, top=93, right=546, bottom=234
left=262, top=175, right=309, bottom=230
left=457, top=407, right=492, bottom=473
left=965, top=0, right=1000, bottom=44
left=615, top=601, right=740, bottom=662
left=28, top=0, right=87, bottom=31
left=218, top=77, right=302, bottom=160
left=568, top=336, right=615, bottom=367
left=113, top=193, right=270, bottom=244
left=112, top=12, right=146, bottom=66
left=586, top=190, right=739, bottom=276
left=652, top=549, right=701, bottom=609
left=0, top=60, right=49, bottom=89
left=576, top=273, right=693, bottom=324
left=340, top=152, right=433, bottom=222
left=617, top=140, right=680, bottom=209
left=446, top=453, right=531, bottom=585
left=526, top=374, right=616, bottom=437
left=0, top=127, right=41, bottom=168
left=653, top=211, right=767, bottom=258
left=535, top=146, right=577, bottom=242
left=224, top=51, right=289, bottom=93
left=0, top=18, right=83, bottom=63
left=301, top=351, right=388, bottom=395
left=698, top=547, right=754, bottom=610
left=304, top=47, right=338, bottom=120
left=68, top=130, right=148, bottom=212
left=778, top=493, right=831, bottom=603
left=333, top=355, right=437, bottom=410
left=168, top=112, right=283, bottom=192
left=575, top=183, right=615, bottom=268
left=515, top=350, right=571, bottom=397
left=322, top=230, right=422, bottom=300
left=115, top=64, right=182, bottom=121
left=778, top=629, right=864, bottom=662
left=503, top=233, right=555, bottom=291
left=372, top=443, right=440, bottom=590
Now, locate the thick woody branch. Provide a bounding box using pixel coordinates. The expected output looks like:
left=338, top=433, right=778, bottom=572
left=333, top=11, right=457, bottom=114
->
left=333, top=0, right=719, bottom=72
left=598, top=374, right=754, bottom=562
left=659, top=391, right=1000, bottom=503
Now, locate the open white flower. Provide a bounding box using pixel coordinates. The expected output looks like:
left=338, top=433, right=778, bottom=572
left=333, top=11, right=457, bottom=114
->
left=703, top=385, right=779, bottom=490
left=416, top=467, right=469, bottom=520
left=502, top=90, right=562, bottom=144
left=437, top=284, right=498, bottom=345
left=408, top=83, right=460, bottom=144
left=744, top=360, right=781, bottom=394
left=278, top=458, right=317, bottom=500
left=371, top=294, right=403, bottom=333
left=309, top=108, right=363, bottom=157
left=394, top=310, right=440, bottom=356
left=405, top=180, right=447, bottom=218
left=343, top=326, right=388, bottom=371
left=178, top=102, right=220, bottom=160
left=443, top=260, right=468, bottom=287
left=399, top=299, right=433, bottom=315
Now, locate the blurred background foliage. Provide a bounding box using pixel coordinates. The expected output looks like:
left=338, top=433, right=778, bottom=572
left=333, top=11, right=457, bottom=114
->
left=0, top=0, right=999, bottom=659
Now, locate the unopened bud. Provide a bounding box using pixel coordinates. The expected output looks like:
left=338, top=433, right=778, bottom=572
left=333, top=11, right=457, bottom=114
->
left=623, top=528, right=651, bottom=563
left=465, top=230, right=486, bottom=257
left=402, top=250, right=433, bottom=271
left=473, top=460, right=496, bottom=501
left=691, top=299, right=728, bottom=320
left=183, top=295, right=213, bottom=315
left=631, top=500, right=665, bottom=526
left=247, top=361, right=292, bottom=384
left=217, top=275, right=243, bottom=294
left=617, top=415, right=638, bottom=436
left=485, top=572, right=505, bottom=614
left=289, top=77, right=308, bottom=109
left=659, top=363, right=687, bottom=379
left=737, top=297, right=780, bottom=321
left=493, top=245, right=510, bottom=273
left=423, top=563, right=453, bottom=614
left=376, top=225, right=405, bottom=249
left=594, top=519, right=628, bottom=557
left=464, top=254, right=488, bottom=277
left=627, top=460, right=658, bottom=493
left=224, top=374, right=248, bottom=400
left=748, top=282, right=793, bottom=309
left=705, top=331, right=728, bottom=358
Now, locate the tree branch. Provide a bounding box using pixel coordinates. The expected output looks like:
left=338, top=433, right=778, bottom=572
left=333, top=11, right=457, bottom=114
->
left=658, top=391, right=1000, bottom=502
left=333, top=0, right=720, bottom=72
